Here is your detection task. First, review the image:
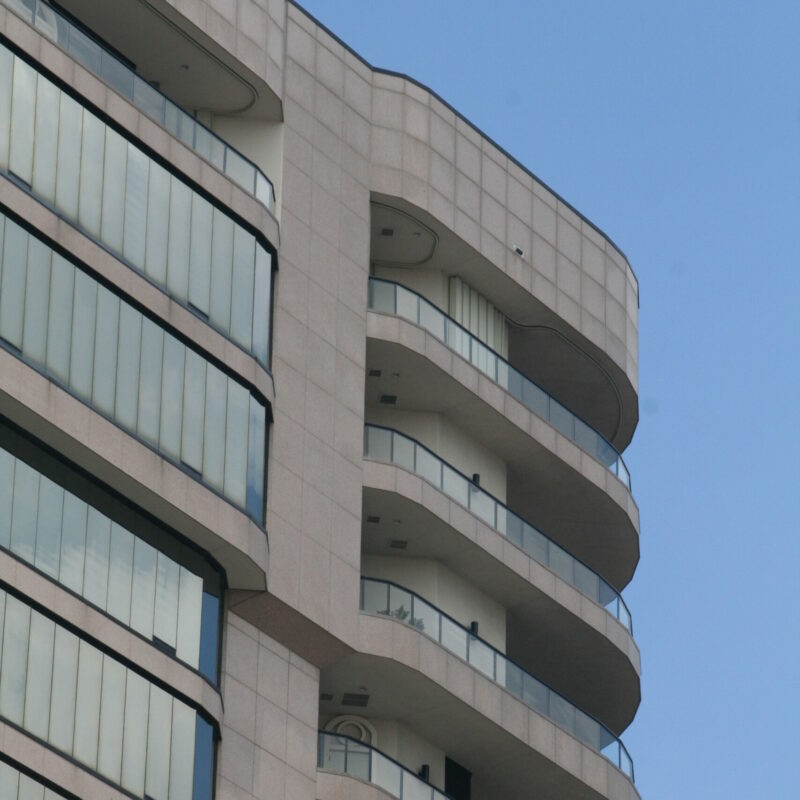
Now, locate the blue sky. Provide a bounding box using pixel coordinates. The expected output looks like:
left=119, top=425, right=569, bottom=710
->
left=297, top=2, right=800, bottom=797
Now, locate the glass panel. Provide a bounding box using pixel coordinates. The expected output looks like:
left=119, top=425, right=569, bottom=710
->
left=252, top=246, right=272, bottom=365
left=223, top=380, right=249, bottom=507
left=415, top=447, right=441, bottom=486
left=0, top=218, right=28, bottom=349
left=20, top=776, right=45, bottom=800
left=181, top=350, right=206, bottom=473
left=144, top=161, right=170, bottom=283
left=202, top=366, right=227, bottom=491
left=100, top=127, right=128, bottom=251
left=372, top=751, right=401, bottom=797
left=522, top=523, right=548, bottom=566
left=123, top=144, right=149, bottom=269
left=21, top=237, right=51, bottom=365
left=166, top=177, right=191, bottom=300
left=0, top=762, right=18, bottom=800
left=92, top=285, right=120, bottom=415
left=121, top=671, right=149, bottom=796
left=522, top=379, right=548, bottom=418
left=468, top=487, right=495, bottom=527
left=59, top=493, right=87, bottom=595
left=55, top=93, right=82, bottom=218
left=130, top=538, right=157, bottom=640
left=440, top=616, right=467, bottom=659
left=188, top=194, right=213, bottom=316
left=115, top=303, right=142, bottom=430
left=83, top=508, right=111, bottom=609
left=23, top=610, right=54, bottom=739
left=468, top=636, right=495, bottom=679
left=101, top=50, right=133, bottom=99
left=69, top=269, right=98, bottom=401
left=246, top=395, right=266, bottom=522
left=410, top=597, right=438, bottom=638
left=159, top=334, right=185, bottom=460
left=573, top=560, right=600, bottom=601
left=48, top=625, right=79, bottom=752
left=78, top=111, right=104, bottom=236
left=154, top=552, right=180, bottom=651
left=45, top=254, right=74, bottom=383
left=419, top=299, right=445, bottom=340
left=9, top=56, right=36, bottom=183
left=391, top=432, right=414, bottom=472
left=549, top=691, right=576, bottom=732
left=230, top=227, right=255, bottom=350
left=73, top=640, right=103, bottom=768
left=442, top=464, right=469, bottom=507
left=549, top=544, right=574, bottom=585
left=198, top=593, right=220, bottom=683
left=344, top=740, right=370, bottom=781
left=34, top=475, right=63, bottom=579
left=574, top=418, right=597, bottom=455
left=369, top=279, right=395, bottom=313
left=145, top=685, right=172, bottom=800
left=32, top=75, right=60, bottom=202
left=403, top=774, right=431, bottom=800
left=107, top=523, right=134, bottom=625
left=209, top=208, right=234, bottom=331
left=364, top=426, right=391, bottom=461
left=388, top=585, right=412, bottom=622
left=361, top=579, right=389, bottom=615
left=175, top=567, right=203, bottom=669
left=521, top=672, right=548, bottom=715
left=549, top=399, right=574, bottom=439
left=395, top=285, right=417, bottom=323
left=137, top=317, right=164, bottom=446
left=0, top=449, right=13, bottom=549
left=97, top=656, right=126, bottom=783
left=10, top=459, right=38, bottom=562
left=193, top=716, right=215, bottom=800
left=0, top=594, right=31, bottom=725
left=133, top=75, right=164, bottom=121
left=0, top=47, right=13, bottom=169
left=168, top=702, right=196, bottom=800
left=67, top=25, right=102, bottom=73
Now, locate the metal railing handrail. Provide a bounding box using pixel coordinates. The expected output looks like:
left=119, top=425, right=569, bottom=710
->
left=363, top=424, right=633, bottom=633
left=368, top=277, right=631, bottom=489
left=360, top=577, right=634, bottom=781
left=3, top=0, right=275, bottom=211
left=318, top=730, right=456, bottom=800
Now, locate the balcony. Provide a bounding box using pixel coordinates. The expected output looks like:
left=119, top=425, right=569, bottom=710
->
left=1, top=0, right=275, bottom=211
left=364, top=425, right=631, bottom=633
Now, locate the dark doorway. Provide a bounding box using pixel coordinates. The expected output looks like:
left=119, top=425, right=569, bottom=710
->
left=445, top=756, right=472, bottom=800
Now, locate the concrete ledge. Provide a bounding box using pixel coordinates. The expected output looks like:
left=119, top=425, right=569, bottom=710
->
left=317, top=769, right=397, bottom=800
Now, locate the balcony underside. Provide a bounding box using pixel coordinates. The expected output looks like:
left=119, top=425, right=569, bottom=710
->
left=363, top=477, right=641, bottom=734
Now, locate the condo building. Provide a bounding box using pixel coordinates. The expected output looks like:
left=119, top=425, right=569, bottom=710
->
left=0, top=1, right=641, bottom=799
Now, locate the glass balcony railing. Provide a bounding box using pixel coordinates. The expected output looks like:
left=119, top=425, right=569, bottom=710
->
left=1, top=0, right=275, bottom=211
left=368, top=278, right=631, bottom=490
left=361, top=577, right=634, bottom=782
left=318, top=731, right=453, bottom=800
left=364, top=425, right=632, bottom=633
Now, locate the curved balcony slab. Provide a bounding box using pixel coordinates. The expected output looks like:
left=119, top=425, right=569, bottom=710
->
left=318, top=770, right=396, bottom=800
left=362, top=461, right=640, bottom=734
left=0, top=347, right=267, bottom=591
left=321, top=612, right=640, bottom=800
left=366, top=311, right=639, bottom=589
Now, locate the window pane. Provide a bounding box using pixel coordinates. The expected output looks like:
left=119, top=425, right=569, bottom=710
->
left=137, top=317, right=164, bottom=446
left=77, top=111, right=105, bottom=236
left=159, top=334, right=185, bottom=460
left=198, top=593, right=219, bottom=684
left=69, top=269, right=98, bottom=400
left=130, top=538, right=157, bottom=640
left=188, top=194, right=213, bottom=316
left=145, top=686, right=172, bottom=800
left=0, top=47, right=13, bottom=169
left=59, top=493, right=87, bottom=595
left=0, top=762, right=18, bottom=800
left=34, top=475, right=63, bottom=579
left=166, top=178, right=191, bottom=300
left=73, top=640, right=103, bottom=768
left=0, top=594, right=31, bottom=725
left=10, top=459, right=39, bottom=563
left=154, top=552, right=180, bottom=650
left=176, top=568, right=203, bottom=669
left=45, top=254, right=75, bottom=383
left=0, top=449, right=13, bottom=549
left=100, top=128, right=127, bottom=252
left=181, top=350, right=206, bottom=473
left=168, top=702, right=196, bottom=800
left=55, top=92, right=82, bottom=218
left=19, top=775, right=45, bottom=800
left=230, top=227, right=255, bottom=350
left=48, top=625, right=79, bottom=752
left=223, top=380, right=249, bottom=506
left=209, top=208, right=233, bottom=331
left=22, top=237, right=51, bottom=365
left=144, top=162, right=170, bottom=283
left=193, top=716, right=214, bottom=800
left=83, top=508, right=110, bottom=609
left=0, top=218, right=28, bottom=349
left=202, top=366, right=227, bottom=491
left=107, top=523, right=134, bottom=625
left=97, top=656, right=126, bottom=783
left=123, top=144, right=149, bottom=269
left=92, top=286, right=120, bottom=416
left=121, top=671, right=149, bottom=796
left=246, top=396, right=266, bottom=522
left=252, top=246, right=271, bottom=365
left=9, top=56, right=36, bottom=183
left=23, top=610, right=55, bottom=739
left=32, top=75, right=60, bottom=202
left=115, top=303, right=142, bottom=430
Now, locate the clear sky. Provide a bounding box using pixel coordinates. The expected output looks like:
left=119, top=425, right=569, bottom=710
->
left=296, top=1, right=800, bottom=797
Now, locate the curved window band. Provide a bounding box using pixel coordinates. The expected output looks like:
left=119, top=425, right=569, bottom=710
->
left=0, top=586, right=215, bottom=800
left=0, top=210, right=267, bottom=524
left=0, top=41, right=274, bottom=370
left=0, top=757, right=69, bottom=800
